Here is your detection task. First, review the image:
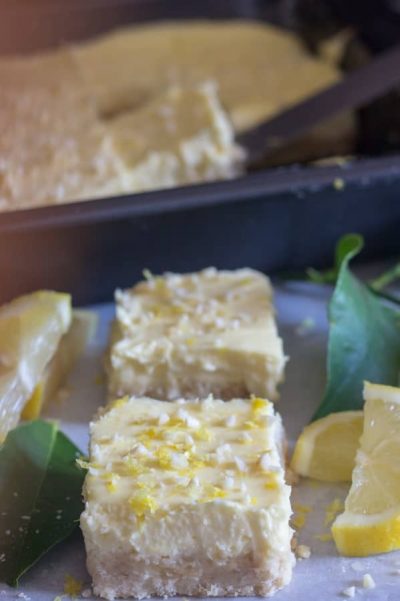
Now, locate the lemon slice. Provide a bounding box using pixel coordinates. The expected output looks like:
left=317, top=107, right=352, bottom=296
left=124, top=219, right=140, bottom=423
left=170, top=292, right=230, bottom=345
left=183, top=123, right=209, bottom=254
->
left=22, top=310, right=97, bottom=420
left=332, top=381, right=400, bottom=556
left=290, top=411, right=363, bottom=482
left=0, top=291, right=71, bottom=439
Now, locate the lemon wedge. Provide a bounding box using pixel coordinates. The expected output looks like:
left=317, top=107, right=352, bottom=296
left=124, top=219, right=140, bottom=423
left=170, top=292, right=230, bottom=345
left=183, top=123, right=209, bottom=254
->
left=332, top=381, right=400, bottom=556
left=22, top=310, right=97, bottom=420
left=291, top=411, right=363, bottom=482
left=0, top=291, right=71, bottom=439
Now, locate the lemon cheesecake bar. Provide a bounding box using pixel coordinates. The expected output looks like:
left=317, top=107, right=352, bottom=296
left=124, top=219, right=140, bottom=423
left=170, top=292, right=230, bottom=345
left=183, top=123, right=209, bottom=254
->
left=106, top=268, right=286, bottom=401
left=80, top=396, right=294, bottom=599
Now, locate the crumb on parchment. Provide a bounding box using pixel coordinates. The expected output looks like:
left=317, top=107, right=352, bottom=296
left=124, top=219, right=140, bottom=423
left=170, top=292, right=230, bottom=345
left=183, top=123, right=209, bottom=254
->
left=296, top=544, right=311, bottom=560
left=362, top=574, right=375, bottom=589
left=342, top=586, right=356, bottom=598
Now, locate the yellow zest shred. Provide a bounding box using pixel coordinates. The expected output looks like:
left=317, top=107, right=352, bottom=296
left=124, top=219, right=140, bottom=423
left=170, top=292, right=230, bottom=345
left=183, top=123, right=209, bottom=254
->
left=156, top=446, right=172, bottom=469
left=130, top=491, right=158, bottom=517
left=64, top=574, right=83, bottom=597
left=124, top=457, right=146, bottom=476
left=264, top=474, right=279, bottom=490
left=109, top=396, right=129, bottom=410
left=292, top=513, right=306, bottom=530
left=244, top=420, right=259, bottom=430
left=200, top=485, right=228, bottom=503
left=291, top=504, right=312, bottom=530
left=194, top=427, right=212, bottom=441
left=138, top=427, right=163, bottom=442
left=324, top=498, right=344, bottom=526
left=251, top=398, right=270, bottom=414
left=103, top=473, right=120, bottom=493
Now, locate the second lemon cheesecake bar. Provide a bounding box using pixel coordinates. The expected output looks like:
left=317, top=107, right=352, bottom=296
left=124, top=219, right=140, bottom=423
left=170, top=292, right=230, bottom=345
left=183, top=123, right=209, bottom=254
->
left=106, top=268, right=286, bottom=401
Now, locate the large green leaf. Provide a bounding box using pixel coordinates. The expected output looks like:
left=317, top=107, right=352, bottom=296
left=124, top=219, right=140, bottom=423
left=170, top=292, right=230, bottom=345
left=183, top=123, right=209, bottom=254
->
left=312, top=235, right=400, bottom=420
left=0, top=421, right=84, bottom=586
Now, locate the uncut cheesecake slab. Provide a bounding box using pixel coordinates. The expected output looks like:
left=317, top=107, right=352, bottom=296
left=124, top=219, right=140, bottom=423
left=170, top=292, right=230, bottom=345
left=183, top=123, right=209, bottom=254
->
left=80, top=396, right=294, bottom=599
left=106, top=268, right=286, bottom=401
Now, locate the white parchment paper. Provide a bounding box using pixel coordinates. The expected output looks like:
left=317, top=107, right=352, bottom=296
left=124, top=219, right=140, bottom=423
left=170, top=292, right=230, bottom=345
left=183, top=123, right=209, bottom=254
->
left=2, top=281, right=400, bottom=601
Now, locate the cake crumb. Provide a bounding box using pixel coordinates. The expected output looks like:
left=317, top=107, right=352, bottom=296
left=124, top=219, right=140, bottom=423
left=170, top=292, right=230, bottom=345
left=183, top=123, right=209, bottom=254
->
left=362, top=574, right=375, bottom=589
left=295, top=317, right=315, bottom=336
left=333, top=177, right=345, bottom=191
left=342, top=586, right=356, bottom=597
left=81, top=589, right=92, bottom=598
left=296, top=544, right=311, bottom=559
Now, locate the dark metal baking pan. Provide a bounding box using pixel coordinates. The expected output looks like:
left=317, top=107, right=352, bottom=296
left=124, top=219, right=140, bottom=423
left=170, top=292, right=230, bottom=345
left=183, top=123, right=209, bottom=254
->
left=1, top=155, right=400, bottom=306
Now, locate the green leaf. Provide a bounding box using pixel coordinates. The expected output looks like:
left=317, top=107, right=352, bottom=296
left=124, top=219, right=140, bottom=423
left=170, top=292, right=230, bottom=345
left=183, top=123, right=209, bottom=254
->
left=0, top=420, right=84, bottom=586
left=307, top=233, right=364, bottom=284
left=312, top=237, right=400, bottom=421
left=369, top=262, right=400, bottom=293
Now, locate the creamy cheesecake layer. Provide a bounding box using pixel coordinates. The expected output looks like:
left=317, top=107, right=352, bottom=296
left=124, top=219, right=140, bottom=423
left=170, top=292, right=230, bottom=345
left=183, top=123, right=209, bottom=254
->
left=106, top=268, right=286, bottom=401
left=81, top=396, right=294, bottom=599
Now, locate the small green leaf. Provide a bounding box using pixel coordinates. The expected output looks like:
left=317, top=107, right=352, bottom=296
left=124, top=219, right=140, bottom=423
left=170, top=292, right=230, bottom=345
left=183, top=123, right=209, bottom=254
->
left=312, top=239, right=400, bottom=420
left=0, top=420, right=84, bottom=586
left=369, top=262, right=400, bottom=293
left=306, top=233, right=364, bottom=284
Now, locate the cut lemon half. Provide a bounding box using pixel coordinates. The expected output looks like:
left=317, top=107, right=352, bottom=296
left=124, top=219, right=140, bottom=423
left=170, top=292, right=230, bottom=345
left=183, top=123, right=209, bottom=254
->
left=0, top=291, right=71, bottom=439
left=332, top=381, right=400, bottom=556
left=22, top=309, right=97, bottom=420
left=290, top=410, right=363, bottom=482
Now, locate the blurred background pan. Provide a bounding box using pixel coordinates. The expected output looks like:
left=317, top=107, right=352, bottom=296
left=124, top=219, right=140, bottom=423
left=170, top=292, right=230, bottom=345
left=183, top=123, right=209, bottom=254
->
left=1, top=0, right=400, bottom=305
